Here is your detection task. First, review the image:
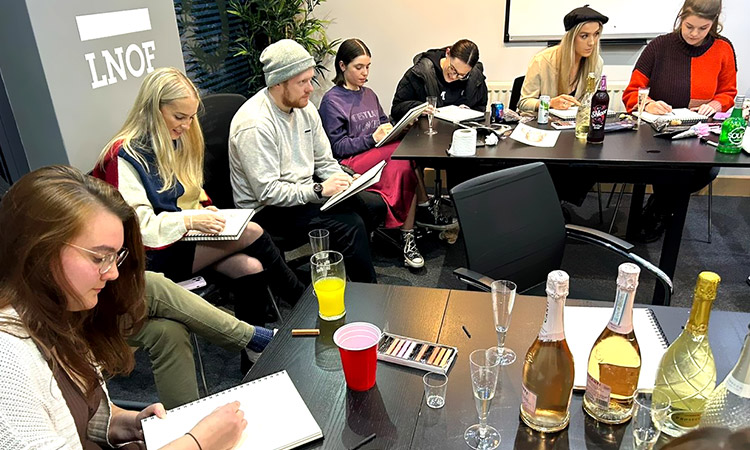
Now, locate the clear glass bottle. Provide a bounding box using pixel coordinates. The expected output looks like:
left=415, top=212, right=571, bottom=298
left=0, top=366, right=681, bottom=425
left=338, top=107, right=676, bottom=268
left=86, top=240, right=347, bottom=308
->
left=700, top=326, right=750, bottom=431
left=575, top=72, right=597, bottom=139
left=653, top=271, right=720, bottom=437
left=717, top=95, right=747, bottom=154
left=521, top=270, right=576, bottom=433
left=583, top=263, right=642, bottom=424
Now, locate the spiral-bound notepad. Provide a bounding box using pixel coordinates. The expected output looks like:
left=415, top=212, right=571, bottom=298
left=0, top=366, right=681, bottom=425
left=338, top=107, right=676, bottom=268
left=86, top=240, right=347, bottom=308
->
left=564, top=306, right=668, bottom=390
left=181, top=209, right=255, bottom=242
left=141, top=370, right=322, bottom=450
left=633, top=108, right=708, bottom=125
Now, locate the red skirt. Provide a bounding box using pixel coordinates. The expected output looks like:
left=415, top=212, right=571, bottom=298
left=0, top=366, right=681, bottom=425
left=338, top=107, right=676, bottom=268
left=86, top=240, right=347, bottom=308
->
left=340, top=141, right=417, bottom=229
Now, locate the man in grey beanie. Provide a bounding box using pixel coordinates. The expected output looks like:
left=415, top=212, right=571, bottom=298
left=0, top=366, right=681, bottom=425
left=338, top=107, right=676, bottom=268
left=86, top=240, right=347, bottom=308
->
left=229, top=39, right=378, bottom=283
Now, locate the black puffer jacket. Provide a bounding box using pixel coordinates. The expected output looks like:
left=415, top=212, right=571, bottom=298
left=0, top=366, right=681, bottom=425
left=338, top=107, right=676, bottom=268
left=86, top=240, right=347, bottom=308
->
left=391, top=48, right=488, bottom=121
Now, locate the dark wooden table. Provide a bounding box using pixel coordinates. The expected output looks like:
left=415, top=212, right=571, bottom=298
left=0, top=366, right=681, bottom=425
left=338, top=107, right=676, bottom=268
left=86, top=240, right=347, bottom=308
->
left=245, top=283, right=750, bottom=450
left=391, top=118, right=750, bottom=304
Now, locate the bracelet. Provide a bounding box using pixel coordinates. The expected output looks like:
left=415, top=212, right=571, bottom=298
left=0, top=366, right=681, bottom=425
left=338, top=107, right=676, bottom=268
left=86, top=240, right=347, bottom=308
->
left=185, top=432, right=203, bottom=450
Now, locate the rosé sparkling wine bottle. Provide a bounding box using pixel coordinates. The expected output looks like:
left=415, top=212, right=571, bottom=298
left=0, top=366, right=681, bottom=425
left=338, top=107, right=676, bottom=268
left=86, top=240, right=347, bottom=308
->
left=520, top=270, right=575, bottom=433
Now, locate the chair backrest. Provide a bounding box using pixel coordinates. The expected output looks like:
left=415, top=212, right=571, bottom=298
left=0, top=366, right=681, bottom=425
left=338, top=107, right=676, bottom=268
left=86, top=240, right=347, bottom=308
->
left=450, top=162, right=566, bottom=292
left=508, top=75, right=525, bottom=112
left=201, top=93, right=247, bottom=209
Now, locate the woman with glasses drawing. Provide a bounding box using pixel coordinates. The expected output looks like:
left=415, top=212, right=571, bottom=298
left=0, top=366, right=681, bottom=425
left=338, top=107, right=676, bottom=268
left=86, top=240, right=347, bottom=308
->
left=0, top=165, right=245, bottom=449
left=391, top=39, right=488, bottom=122
left=94, top=68, right=303, bottom=328
left=518, top=5, right=608, bottom=115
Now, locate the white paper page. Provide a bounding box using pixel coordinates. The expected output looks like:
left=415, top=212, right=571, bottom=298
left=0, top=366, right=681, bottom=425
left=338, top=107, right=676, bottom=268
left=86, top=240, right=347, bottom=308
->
left=564, top=306, right=668, bottom=390
left=142, top=371, right=322, bottom=450
left=509, top=123, right=561, bottom=147
left=183, top=209, right=254, bottom=239
left=550, top=107, right=578, bottom=120
left=434, top=105, right=484, bottom=123
left=321, top=160, right=385, bottom=211
left=633, top=108, right=707, bottom=124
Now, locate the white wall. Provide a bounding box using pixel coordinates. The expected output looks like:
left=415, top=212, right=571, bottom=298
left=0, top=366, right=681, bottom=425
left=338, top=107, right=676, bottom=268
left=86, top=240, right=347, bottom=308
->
left=315, top=0, right=749, bottom=116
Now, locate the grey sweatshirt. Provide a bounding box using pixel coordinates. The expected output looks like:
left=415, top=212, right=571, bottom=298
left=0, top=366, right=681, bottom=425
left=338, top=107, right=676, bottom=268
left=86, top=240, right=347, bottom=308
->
left=229, top=88, right=343, bottom=210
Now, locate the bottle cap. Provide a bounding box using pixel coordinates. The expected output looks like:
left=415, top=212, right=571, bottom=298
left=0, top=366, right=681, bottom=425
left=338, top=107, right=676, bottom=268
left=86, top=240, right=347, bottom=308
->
left=546, top=270, right=569, bottom=299
left=617, top=263, right=641, bottom=291
left=695, top=271, right=721, bottom=301
left=736, top=95, right=746, bottom=107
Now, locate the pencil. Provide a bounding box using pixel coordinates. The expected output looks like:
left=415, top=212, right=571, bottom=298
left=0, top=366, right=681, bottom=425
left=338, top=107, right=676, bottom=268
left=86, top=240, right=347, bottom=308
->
left=349, top=433, right=376, bottom=450
left=291, top=329, right=320, bottom=336
left=462, top=325, right=472, bottom=338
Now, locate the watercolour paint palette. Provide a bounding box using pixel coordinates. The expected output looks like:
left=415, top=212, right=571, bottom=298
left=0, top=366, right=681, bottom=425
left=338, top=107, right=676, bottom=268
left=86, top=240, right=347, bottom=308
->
left=376, top=332, right=457, bottom=375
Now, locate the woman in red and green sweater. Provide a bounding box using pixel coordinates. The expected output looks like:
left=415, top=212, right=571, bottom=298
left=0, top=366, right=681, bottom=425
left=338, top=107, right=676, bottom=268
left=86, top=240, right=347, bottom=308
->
left=622, top=0, right=737, bottom=242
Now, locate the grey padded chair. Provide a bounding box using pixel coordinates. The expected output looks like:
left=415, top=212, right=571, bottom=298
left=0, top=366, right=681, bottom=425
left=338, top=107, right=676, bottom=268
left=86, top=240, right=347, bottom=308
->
left=450, top=162, right=673, bottom=305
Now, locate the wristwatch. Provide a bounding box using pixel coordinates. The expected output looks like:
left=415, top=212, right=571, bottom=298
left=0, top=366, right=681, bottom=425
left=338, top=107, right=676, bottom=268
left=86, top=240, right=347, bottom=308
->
left=313, top=182, right=323, bottom=198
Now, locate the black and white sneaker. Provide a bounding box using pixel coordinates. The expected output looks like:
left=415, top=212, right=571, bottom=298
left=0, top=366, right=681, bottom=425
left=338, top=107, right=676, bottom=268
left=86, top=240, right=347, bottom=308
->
left=415, top=205, right=458, bottom=231
left=402, top=230, right=425, bottom=268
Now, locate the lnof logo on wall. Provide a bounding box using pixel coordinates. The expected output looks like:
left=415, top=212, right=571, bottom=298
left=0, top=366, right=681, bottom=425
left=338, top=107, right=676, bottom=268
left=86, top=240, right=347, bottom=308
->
left=76, top=8, right=157, bottom=89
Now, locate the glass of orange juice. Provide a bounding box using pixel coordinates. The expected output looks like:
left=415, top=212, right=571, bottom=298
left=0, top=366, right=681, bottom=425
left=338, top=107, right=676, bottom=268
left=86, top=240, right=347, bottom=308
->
left=310, top=251, right=346, bottom=320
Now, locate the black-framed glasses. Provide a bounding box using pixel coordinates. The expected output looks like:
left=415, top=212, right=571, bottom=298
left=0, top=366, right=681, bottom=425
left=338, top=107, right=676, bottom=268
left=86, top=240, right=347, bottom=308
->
left=66, top=243, right=129, bottom=275
left=447, top=58, right=471, bottom=80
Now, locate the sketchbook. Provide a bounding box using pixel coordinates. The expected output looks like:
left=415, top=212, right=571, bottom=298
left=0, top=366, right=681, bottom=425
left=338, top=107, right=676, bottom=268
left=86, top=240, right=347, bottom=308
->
left=141, top=370, right=322, bottom=450
left=434, top=105, right=485, bottom=123
left=320, top=160, right=386, bottom=211
left=376, top=102, right=428, bottom=147
left=564, top=306, right=669, bottom=391
left=550, top=107, right=620, bottom=120
left=633, top=108, right=708, bottom=125
left=181, top=209, right=255, bottom=242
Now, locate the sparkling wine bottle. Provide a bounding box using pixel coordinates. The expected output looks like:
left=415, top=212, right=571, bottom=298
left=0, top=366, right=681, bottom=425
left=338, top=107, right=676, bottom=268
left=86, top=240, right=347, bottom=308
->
left=583, top=263, right=642, bottom=424
left=575, top=72, right=597, bottom=139
left=700, top=326, right=750, bottom=431
left=521, top=270, right=575, bottom=433
left=654, top=272, right=720, bottom=437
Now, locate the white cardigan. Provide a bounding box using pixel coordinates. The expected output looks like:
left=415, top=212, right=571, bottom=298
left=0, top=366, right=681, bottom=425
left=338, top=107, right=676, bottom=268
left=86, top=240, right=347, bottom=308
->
left=0, top=307, right=113, bottom=449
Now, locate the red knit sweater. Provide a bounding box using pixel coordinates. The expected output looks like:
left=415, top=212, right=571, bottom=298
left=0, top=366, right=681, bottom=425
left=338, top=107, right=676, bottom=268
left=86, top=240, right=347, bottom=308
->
left=623, top=32, right=737, bottom=113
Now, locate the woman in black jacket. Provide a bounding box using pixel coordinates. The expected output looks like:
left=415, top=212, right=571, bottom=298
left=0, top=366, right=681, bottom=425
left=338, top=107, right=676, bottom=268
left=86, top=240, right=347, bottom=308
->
left=391, top=39, right=488, bottom=122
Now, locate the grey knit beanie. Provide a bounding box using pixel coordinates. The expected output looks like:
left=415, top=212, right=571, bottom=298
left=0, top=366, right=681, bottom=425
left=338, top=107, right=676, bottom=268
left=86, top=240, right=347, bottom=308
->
left=260, top=39, right=315, bottom=87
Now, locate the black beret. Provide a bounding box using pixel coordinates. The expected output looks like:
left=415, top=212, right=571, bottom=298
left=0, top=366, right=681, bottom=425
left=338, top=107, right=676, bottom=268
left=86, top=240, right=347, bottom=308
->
left=563, top=4, right=609, bottom=32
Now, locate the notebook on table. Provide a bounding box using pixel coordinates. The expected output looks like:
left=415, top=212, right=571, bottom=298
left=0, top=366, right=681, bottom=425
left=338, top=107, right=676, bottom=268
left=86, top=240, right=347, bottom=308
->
left=564, top=306, right=669, bottom=390
left=550, top=107, right=620, bottom=120
left=434, top=105, right=484, bottom=123
left=181, top=209, right=255, bottom=242
left=633, top=108, right=708, bottom=125
left=141, top=370, right=322, bottom=450
left=376, top=102, right=428, bottom=147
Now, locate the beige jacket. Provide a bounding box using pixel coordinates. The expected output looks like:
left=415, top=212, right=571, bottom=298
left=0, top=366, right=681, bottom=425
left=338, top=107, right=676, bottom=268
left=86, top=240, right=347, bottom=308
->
left=518, top=46, right=603, bottom=114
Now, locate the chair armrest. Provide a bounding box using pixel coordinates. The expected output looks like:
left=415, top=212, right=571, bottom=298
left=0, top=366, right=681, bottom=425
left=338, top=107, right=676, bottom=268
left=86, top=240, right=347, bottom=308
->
left=453, top=267, right=493, bottom=292
left=565, top=224, right=634, bottom=251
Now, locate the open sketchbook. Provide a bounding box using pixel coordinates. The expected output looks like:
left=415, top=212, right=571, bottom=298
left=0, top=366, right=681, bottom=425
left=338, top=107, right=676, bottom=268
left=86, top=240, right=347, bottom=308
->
left=181, top=209, right=255, bottom=242
left=435, top=105, right=484, bottom=123
left=142, top=370, right=322, bottom=450
left=564, top=306, right=669, bottom=390
left=633, top=108, right=708, bottom=125
left=320, top=160, right=386, bottom=211
left=376, top=102, right=428, bottom=147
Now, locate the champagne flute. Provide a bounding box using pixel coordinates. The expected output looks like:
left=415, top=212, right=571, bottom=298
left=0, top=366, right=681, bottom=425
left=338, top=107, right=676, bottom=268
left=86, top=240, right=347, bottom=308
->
left=632, top=389, right=671, bottom=450
left=426, top=96, right=438, bottom=135
left=491, top=280, right=517, bottom=365
left=636, top=87, right=650, bottom=131
left=465, top=348, right=502, bottom=450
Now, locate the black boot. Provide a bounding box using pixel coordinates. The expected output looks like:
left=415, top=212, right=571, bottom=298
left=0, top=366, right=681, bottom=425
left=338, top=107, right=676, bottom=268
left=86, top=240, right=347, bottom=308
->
left=231, top=272, right=275, bottom=326
left=243, top=231, right=305, bottom=306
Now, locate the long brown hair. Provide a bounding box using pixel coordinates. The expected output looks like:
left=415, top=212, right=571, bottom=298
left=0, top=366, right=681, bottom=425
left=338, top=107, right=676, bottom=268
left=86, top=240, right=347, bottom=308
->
left=674, top=0, right=723, bottom=37
left=0, top=165, right=146, bottom=394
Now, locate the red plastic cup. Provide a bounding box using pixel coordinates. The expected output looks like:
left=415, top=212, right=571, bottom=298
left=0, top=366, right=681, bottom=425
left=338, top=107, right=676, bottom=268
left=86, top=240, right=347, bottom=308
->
left=333, top=322, right=381, bottom=391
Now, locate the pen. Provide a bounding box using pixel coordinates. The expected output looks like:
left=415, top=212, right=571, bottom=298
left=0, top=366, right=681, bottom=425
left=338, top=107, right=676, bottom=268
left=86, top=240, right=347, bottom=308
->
left=349, top=433, right=376, bottom=450
left=701, top=138, right=718, bottom=148
left=291, top=329, right=320, bottom=336
left=462, top=325, right=472, bottom=339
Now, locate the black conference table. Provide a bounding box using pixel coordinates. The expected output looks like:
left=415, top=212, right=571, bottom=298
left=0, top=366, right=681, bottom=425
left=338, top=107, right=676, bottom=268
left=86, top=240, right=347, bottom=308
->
left=391, top=117, right=750, bottom=304
left=244, top=282, right=749, bottom=450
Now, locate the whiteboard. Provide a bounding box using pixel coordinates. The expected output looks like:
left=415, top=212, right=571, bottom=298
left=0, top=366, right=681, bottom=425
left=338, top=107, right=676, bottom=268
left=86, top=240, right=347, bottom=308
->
left=505, top=0, right=683, bottom=42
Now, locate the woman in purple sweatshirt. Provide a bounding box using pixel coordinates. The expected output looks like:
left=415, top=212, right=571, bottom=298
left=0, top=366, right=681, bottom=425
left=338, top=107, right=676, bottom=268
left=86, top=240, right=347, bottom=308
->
left=319, top=38, right=424, bottom=269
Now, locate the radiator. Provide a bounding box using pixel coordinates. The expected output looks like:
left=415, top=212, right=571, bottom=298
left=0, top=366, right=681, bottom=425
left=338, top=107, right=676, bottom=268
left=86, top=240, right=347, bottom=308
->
left=487, top=80, right=629, bottom=112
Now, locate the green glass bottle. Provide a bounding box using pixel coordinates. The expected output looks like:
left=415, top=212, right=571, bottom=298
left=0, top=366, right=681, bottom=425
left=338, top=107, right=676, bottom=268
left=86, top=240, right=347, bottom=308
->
left=653, top=272, right=720, bottom=437
left=717, top=95, right=747, bottom=154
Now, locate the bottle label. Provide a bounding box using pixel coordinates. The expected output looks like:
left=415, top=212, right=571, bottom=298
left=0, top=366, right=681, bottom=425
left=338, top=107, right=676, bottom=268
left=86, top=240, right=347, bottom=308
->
left=590, top=105, right=607, bottom=129
left=671, top=411, right=703, bottom=428
left=727, top=127, right=746, bottom=146
left=726, top=374, right=750, bottom=398
left=521, top=384, right=538, bottom=415
left=607, top=290, right=634, bottom=334
left=585, top=373, right=611, bottom=408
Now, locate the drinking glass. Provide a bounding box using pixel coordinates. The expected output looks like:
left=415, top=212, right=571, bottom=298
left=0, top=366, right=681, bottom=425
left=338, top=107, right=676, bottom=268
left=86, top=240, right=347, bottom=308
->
left=491, top=280, right=517, bottom=365
left=426, top=96, right=438, bottom=135
left=423, top=372, right=448, bottom=409
left=465, top=348, right=502, bottom=450
left=308, top=229, right=329, bottom=254
left=310, top=250, right=346, bottom=320
left=632, top=389, right=671, bottom=450
left=635, top=87, right=651, bottom=130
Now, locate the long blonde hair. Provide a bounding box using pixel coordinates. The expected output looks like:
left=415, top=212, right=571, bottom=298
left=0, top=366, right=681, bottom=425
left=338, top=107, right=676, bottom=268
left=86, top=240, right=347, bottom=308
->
left=557, top=21, right=603, bottom=96
left=99, top=67, right=204, bottom=193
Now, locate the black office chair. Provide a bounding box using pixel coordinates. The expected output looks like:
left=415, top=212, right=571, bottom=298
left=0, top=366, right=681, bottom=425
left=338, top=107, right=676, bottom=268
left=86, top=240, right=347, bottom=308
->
left=450, top=162, right=673, bottom=305
left=508, top=75, right=525, bottom=112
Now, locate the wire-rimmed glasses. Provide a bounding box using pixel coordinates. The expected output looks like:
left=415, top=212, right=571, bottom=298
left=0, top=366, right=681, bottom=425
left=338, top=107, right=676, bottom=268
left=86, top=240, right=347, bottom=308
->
left=66, top=243, right=129, bottom=274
